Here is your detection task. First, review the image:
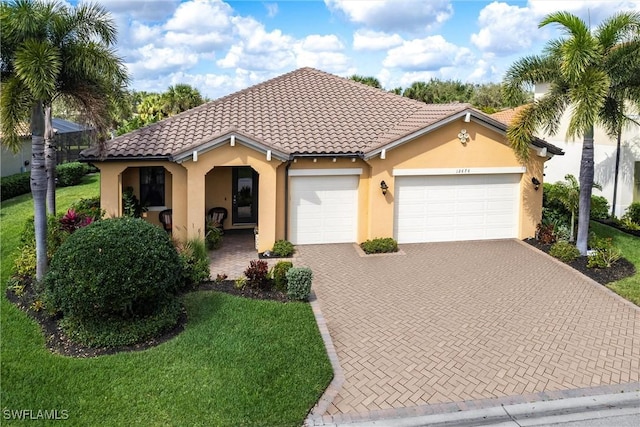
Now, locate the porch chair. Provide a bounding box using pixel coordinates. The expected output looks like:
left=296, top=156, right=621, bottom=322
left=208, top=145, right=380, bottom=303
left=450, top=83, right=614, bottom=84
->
left=206, top=207, right=228, bottom=234
left=159, top=209, right=172, bottom=233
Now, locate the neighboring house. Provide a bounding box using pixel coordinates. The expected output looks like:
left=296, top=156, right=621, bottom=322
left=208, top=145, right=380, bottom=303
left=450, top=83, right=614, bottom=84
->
left=80, top=68, right=562, bottom=252
left=1, top=118, right=95, bottom=177
left=506, top=84, right=639, bottom=217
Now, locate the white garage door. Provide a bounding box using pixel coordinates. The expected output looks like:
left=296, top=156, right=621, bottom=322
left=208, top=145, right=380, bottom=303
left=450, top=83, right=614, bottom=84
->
left=394, top=174, right=520, bottom=243
left=290, top=175, right=358, bottom=244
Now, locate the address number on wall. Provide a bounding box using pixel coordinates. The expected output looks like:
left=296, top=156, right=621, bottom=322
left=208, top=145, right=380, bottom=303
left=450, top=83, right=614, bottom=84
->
left=455, top=168, right=471, bottom=174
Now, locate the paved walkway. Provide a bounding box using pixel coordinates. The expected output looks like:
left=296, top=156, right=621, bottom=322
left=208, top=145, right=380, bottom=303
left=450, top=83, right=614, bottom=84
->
left=208, top=230, right=294, bottom=279
left=295, top=240, right=640, bottom=423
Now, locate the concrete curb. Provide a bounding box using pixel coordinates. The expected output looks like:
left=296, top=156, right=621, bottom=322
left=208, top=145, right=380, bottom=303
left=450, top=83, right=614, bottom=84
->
left=332, top=391, right=640, bottom=427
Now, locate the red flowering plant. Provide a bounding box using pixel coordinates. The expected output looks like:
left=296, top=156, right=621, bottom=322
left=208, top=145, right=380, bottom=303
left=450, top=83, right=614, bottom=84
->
left=59, top=209, right=93, bottom=234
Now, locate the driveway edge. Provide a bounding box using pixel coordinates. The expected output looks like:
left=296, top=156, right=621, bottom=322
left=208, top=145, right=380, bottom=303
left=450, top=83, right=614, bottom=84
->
left=306, top=289, right=344, bottom=424
left=514, top=239, right=640, bottom=312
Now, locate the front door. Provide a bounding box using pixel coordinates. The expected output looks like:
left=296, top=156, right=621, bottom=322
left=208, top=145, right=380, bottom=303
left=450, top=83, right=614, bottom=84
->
left=232, top=167, right=258, bottom=225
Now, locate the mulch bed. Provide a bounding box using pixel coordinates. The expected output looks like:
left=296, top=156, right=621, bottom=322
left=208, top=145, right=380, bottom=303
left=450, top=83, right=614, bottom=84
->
left=593, top=218, right=640, bottom=237
left=524, top=238, right=636, bottom=285
left=6, top=280, right=287, bottom=358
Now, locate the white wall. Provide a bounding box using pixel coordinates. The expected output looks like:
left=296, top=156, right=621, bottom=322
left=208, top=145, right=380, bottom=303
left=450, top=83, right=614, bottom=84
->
left=1, top=139, right=31, bottom=177
left=536, top=83, right=640, bottom=217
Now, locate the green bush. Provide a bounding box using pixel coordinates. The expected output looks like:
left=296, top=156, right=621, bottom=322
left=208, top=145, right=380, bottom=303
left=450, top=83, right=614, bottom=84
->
left=177, top=237, right=211, bottom=289
left=589, top=195, right=610, bottom=220
left=549, top=241, right=580, bottom=262
left=1, top=172, right=30, bottom=201
left=272, top=240, right=295, bottom=257
left=13, top=215, right=69, bottom=279
left=205, top=224, right=223, bottom=250
left=44, top=218, right=182, bottom=347
left=587, top=247, right=622, bottom=269
left=360, top=237, right=398, bottom=254
left=622, top=202, right=640, bottom=225
left=70, top=197, right=104, bottom=221
left=272, top=261, right=293, bottom=292
left=56, top=162, right=89, bottom=187
left=286, top=267, right=313, bottom=301
left=122, top=186, right=145, bottom=218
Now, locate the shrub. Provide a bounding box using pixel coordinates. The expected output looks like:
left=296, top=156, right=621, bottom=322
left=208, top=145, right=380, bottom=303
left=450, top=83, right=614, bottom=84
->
left=205, top=224, right=223, bottom=250
left=272, top=240, right=295, bottom=257
left=244, top=260, right=270, bottom=290
left=176, top=237, right=210, bottom=289
left=44, top=218, right=182, bottom=347
left=0, top=172, right=30, bottom=201
left=122, top=186, right=145, bottom=218
left=13, top=215, right=69, bottom=279
left=56, top=162, right=89, bottom=187
left=620, top=217, right=640, bottom=231
left=70, top=197, right=104, bottom=221
left=360, top=237, right=398, bottom=254
left=589, top=195, right=610, bottom=220
left=536, top=223, right=556, bottom=244
left=622, top=202, right=640, bottom=225
left=286, top=267, right=313, bottom=301
left=59, top=209, right=93, bottom=234
left=549, top=241, right=580, bottom=262
left=272, top=261, right=293, bottom=292
left=588, top=247, right=622, bottom=269
left=234, top=277, right=247, bottom=289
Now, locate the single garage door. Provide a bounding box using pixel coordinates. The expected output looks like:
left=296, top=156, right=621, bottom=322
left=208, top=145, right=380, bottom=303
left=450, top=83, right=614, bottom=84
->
left=290, top=175, right=358, bottom=244
left=394, top=174, right=520, bottom=243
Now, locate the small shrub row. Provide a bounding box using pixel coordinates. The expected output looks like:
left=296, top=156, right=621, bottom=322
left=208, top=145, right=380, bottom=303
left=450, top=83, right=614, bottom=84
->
left=272, top=240, right=295, bottom=257
left=56, top=162, right=89, bottom=187
left=360, top=237, right=398, bottom=254
left=1, top=162, right=90, bottom=201
left=237, top=260, right=311, bottom=300
left=622, top=202, right=640, bottom=225
left=549, top=241, right=580, bottom=262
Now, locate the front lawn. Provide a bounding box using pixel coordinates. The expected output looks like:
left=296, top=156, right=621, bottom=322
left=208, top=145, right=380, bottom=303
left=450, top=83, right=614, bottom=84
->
left=0, top=175, right=332, bottom=426
left=591, top=221, right=640, bottom=306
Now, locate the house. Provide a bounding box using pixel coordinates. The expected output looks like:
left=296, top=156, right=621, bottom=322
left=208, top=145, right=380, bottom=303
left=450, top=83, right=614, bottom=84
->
left=1, top=118, right=95, bottom=177
left=494, top=84, right=640, bottom=217
left=79, top=68, right=562, bottom=252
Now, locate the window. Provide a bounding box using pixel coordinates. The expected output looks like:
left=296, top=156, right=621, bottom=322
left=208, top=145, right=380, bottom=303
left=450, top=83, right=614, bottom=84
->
left=140, top=167, right=165, bottom=207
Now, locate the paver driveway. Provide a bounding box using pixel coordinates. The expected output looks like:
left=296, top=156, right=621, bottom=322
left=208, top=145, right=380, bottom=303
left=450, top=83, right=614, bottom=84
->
left=296, top=240, right=640, bottom=419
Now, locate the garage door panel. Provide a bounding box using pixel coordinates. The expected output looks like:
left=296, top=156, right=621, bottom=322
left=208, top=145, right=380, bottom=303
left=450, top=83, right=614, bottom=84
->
left=395, top=174, right=520, bottom=243
left=290, top=176, right=358, bottom=245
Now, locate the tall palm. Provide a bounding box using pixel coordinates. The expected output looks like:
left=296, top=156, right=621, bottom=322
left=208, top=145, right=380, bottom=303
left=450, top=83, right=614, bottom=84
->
left=504, top=11, right=640, bottom=254
left=1, top=0, right=128, bottom=280
left=161, top=83, right=205, bottom=115
left=349, top=75, right=382, bottom=89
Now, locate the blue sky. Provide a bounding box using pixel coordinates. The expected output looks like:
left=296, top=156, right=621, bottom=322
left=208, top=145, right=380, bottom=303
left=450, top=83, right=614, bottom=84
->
left=91, top=0, right=640, bottom=99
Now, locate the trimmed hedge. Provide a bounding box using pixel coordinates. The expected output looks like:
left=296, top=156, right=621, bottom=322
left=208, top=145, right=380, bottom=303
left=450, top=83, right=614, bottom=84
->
left=1, top=162, right=89, bottom=201
left=1, top=172, right=30, bottom=201
left=360, top=237, right=398, bottom=254
left=44, top=217, right=182, bottom=347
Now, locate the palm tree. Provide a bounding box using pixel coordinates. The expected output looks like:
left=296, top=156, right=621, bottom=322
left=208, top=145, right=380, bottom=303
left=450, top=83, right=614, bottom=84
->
left=402, top=81, right=430, bottom=102
left=547, top=174, right=602, bottom=242
left=1, top=0, right=128, bottom=280
left=504, top=11, right=640, bottom=254
left=349, top=75, right=382, bottom=89
left=161, top=83, right=205, bottom=116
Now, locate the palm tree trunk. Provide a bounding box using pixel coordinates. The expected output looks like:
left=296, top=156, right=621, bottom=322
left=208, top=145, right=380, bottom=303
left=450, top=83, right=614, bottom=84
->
left=576, top=127, right=595, bottom=255
left=45, top=103, right=56, bottom=215
left=31, top=101, right=48, bottom=280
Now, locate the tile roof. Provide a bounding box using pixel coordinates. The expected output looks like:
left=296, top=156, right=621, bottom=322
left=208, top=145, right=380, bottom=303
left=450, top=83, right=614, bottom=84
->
left=490, top=105, right=530, bottom=126
left=82, top=68, right=562, bottom=160
left=81, top=68, right=474, bottom=160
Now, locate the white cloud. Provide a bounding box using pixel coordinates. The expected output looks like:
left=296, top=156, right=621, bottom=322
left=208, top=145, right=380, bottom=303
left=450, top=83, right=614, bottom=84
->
left=130, top=22, right=162, bottom=45
left=325, top=0, right=453, bottom=32
left=264, top=3, right=279, bottom=18
left=301, top=34, right=345, bottom=52
left=383, top=36, right=473, bottom=71
left=126, top=44, right=200, bottom=79
left=164, top=0, right=233, bottom=32
left=353, top=29, right=403, bottom=51
left=470, top=2, right=541, bottom=56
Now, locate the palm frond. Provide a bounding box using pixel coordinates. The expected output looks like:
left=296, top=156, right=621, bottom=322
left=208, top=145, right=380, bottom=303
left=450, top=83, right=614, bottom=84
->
left=14, top=39, right=61, bottom=100
left=502, top=55, right=558, bottom=104
left=566, top=69, right=610, bottom=138
left=596, top=12, right=640, bottom=52
left=0, top=77, right=33, bottom=152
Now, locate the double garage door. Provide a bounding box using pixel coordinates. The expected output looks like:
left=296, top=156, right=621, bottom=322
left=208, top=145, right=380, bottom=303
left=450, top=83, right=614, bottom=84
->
left=289, top=173, right=521, bottom=245
left=394, top=174, right=520, bottom=243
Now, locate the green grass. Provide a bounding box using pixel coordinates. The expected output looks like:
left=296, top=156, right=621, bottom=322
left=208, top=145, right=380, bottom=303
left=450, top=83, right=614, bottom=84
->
left=591, top=221, right=640, bottom=305
left=1, top=175, right=332, bottom=426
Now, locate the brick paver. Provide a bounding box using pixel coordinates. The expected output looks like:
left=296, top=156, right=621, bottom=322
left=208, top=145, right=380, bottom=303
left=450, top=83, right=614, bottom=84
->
left=296, top=240, right=640, bottom=417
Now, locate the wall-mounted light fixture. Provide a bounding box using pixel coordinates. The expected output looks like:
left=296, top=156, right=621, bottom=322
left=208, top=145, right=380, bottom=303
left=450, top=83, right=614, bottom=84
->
left=380, top=180, right=389, bottom=195
left=458, top=129, right=470, bottom=145
left=531, top=177, right=540, bottom=191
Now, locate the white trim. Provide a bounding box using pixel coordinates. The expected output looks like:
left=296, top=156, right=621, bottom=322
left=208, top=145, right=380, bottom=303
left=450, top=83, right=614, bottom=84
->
left=289, top=168, right=363, bottom=176
left=192, top=150, right=198, bottom=162
left=230, top=135, right=235, bottom=146
left=392, top=166, right=526, bottom=176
